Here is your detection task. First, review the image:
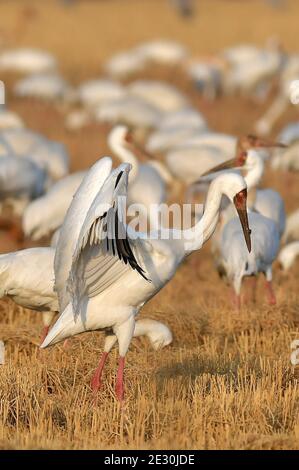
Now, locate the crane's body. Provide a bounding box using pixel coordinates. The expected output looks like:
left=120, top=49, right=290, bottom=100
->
left=41, top=157, right=251, bottom=401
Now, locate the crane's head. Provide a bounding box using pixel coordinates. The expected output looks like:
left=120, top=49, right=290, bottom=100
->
left=213, top=173, right=252, bottom=253
left=197, top=134, right=287, bottom=179
left=107, top=124, right=129, bottom=148
left=199, top=148, right=263, bottom=177
left=109, top=124, right=156, bottom=162
left=237, top=134, right=287, bottom=152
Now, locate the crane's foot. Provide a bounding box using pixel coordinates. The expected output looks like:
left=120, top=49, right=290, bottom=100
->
left=91, top=352, right=109, bottom=393
left=265, top=280, right=277, bottom=306
left=115, top=356, right=125, bottom=402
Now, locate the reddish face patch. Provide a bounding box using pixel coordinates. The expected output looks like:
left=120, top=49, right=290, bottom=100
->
left=236, top=151, right=247, bottom=167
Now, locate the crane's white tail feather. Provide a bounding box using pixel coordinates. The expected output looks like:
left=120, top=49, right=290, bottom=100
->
left=40, top=303, right=77, bottom=348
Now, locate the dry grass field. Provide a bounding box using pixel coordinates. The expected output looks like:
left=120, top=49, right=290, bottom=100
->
left=0, top=0, right=299, bottom=450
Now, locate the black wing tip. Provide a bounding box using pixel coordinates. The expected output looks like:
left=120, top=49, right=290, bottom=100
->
left=114, top=171, right=123, bottom=189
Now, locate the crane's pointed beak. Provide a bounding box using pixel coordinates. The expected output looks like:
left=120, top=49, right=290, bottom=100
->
left=233, top=189, right=252, bottom=253
left=200, top=157, right=238, bottom=178
left=254, top=137, right=287, bottom=149
left=126, top=136, right=156, bottom=161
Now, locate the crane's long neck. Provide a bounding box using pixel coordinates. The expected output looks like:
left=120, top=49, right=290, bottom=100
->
left=182, top=180, right=223, bottom=254
left=244, top=158, right=264, bottom=208
left=109, top=137, right=139, bottom=181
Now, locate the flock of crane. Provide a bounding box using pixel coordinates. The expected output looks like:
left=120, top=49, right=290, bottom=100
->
left=0, top=40, right=299, bottom=402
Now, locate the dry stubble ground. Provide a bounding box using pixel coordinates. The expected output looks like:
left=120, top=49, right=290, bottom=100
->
left=0, top=0, right=299, bottom=450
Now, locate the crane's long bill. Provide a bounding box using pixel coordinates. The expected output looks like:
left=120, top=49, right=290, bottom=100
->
left=200, top=158, right=238, bottom=178
left=127, top=136, right=157, bottom=161
left=254, top=138, right=287, bottom=149
left=233, top=189, right=252, bottom=253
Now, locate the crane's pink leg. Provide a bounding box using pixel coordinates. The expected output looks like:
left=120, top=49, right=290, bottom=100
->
left=91, top=352, right=109, bottom=393
left=40, top=325, right=50, bottom=346
left=265, top=280, right=276, bottom=306
left=115, top=356, right=125, bottom=402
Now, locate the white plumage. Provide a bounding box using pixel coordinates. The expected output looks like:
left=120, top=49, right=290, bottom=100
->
left=136, top=40, right=188, bottom=66
left=0, top=108, right=24, bottom=129
left=0, top=156, right=46, bottom=215
left=220, top=212, right=280, bottom=306
left=94, top=96, right=161, bottom=129
left=278, top=242, right=299, bottom=272
left=0, top=48, right=57, bottom=74
left=277, top=121, right=299, bottom=146
left=104, top=50, right=146, bottom=79
left=108, top=125, right=167, bottom=229
left=283, top=209, right=299, bottom=243
left=14, top=73, right=70, bottom=101
left=271, top=141, right=299, bottom=172
left=0, top=129, right=69, bottom=181
left=127, top=80, right=189, bottom=113
left=201, top=147, right=286, bottom=238
left=0, top=245, right=173, bottom=348
left=41, top=157, right=251, bottom=401
left=0, top=247, right=58, bottom=337
left=76, top=79, right=126, bottom=108
left=22, top=171, right=86, bottom=240
left=157, top=108, right=207, bottom=132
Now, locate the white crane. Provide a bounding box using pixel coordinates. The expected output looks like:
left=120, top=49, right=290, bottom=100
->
left=0, top=129, right=69, bottom=181
left=278, top=242, right=299, bottom=272
left=0, top=48, right=57, bottom=74
left=157, top=108, right=207, bottom=132
left=41, top=156, right=251, bottom=401
left=271, top=141, right=299, bottom=172
left=93, top=95, right=162, bottom=129
left=197, top=140, right=287, bottom=237
left=165, top=134, right=271, bottom=187
left=223, top=50, right=282, bottom=100
left=0, top=156, right=47, bottom=216
left=0, top=246, right=173, bottom=348
left=220, top=212, right=280, bottom=308
left=127, top=80, right=189, bottom=113
left=148, top=132, right=236, bottom=160
left=255, top=54, right=299, bottom=135
left=108, top=125, right=169, bottom=230
left=185, top=57, right=225, bottom=100
left=0, top=247, right=58, bottom=343
left=136, top=40, right=188, bottom=66
left=0, top=108, right=24, bottom=129
left=282, top=209, right=299, bottom=243
left=22, top=171, right=86, bottom=240
left=104, top=50, right=147, bottom=79
left=277, top=121, right=299, bottom=146
left=145, top=108, right=208, bottom=154
left=14, top=73, right=71, bottom=101
left=76, top=79, right=126, bottom=109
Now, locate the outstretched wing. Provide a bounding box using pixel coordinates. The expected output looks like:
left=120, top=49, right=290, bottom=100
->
left=67, top=163, right=150, bottom=318
left=54, top=156, right=113, bottom=312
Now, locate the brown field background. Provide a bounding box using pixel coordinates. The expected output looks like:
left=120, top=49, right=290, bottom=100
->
left=0, top=0, right=299, bottom=450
